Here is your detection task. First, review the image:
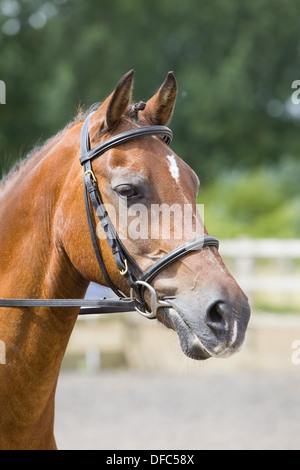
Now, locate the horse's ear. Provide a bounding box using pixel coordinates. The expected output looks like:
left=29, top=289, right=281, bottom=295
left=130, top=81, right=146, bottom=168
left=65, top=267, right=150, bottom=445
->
left=106, top=70, right=134, bottom=129
left=92, top=70, right=134, bottom=131
left=143, top=72, right=178, bottom=126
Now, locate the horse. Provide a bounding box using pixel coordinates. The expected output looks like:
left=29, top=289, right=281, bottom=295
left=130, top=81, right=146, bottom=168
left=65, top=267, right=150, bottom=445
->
left=0, top=70, right=250, bottom=450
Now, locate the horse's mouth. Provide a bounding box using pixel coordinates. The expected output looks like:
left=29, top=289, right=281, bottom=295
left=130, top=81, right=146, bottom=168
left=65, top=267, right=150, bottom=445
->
left=160, top=306, right=212, bottom=361
left=160, top=303, right=245, bottom=361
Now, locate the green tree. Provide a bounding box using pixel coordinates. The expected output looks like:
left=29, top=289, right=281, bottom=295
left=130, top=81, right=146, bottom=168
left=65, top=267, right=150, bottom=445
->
left=1, top=0, right=300, bottom=183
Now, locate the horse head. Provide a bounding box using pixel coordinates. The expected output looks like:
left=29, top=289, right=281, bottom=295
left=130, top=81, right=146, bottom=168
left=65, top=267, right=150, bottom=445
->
left=63, top=70, right=250, bottom=361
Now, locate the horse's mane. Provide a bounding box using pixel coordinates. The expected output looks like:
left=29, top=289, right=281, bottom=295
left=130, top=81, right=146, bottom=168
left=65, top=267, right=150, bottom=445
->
left=0, top=99, right=146, bottom=189
left=0, top=103, right=102, bottom=189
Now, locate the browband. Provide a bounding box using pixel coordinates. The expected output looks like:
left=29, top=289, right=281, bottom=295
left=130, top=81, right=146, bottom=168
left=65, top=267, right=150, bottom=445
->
left=80, top=112, right=173, bottom=165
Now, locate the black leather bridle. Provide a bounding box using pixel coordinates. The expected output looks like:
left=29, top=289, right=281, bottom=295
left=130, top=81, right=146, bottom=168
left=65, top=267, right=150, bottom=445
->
left=0, top=112, right=219, bottom=318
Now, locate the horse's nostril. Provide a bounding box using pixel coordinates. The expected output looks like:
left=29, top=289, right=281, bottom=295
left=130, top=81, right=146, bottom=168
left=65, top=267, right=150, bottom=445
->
left=205, top=301, right=228, bottom=336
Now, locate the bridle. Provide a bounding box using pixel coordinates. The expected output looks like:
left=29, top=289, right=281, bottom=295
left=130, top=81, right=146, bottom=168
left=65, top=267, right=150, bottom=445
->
left=0, top=112, right=219, bottom=318
left=80, top=112, right=219, bottom=318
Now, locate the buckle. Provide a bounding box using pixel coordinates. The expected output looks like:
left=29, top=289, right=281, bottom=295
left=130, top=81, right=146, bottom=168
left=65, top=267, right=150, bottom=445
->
left=119, top=259, right=128, bottom=276
left=83, top=169, right=97, bottom=183
left=130, top=280, right=170, bottom=319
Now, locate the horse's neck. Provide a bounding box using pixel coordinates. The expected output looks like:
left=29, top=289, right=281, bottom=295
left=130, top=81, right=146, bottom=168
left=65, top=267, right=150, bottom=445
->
left=0, top=126, right=88, bottom=449
left=0, top=127, right=87, bottom=298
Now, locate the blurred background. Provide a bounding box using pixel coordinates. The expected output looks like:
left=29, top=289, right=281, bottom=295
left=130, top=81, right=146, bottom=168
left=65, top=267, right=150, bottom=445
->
left=1, top=0, right=300, bottom=450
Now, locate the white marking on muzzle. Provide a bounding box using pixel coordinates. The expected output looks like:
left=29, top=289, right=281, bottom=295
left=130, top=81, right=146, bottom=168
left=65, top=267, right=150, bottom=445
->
left=230, top=320, right=238, bottom=347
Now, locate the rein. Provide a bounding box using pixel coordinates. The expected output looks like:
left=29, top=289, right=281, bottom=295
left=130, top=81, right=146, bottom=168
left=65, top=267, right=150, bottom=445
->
left=0, top=113, right=219, bottom=318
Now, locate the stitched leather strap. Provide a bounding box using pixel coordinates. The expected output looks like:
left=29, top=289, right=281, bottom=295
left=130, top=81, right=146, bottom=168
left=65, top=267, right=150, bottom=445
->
left=142, top=236, right=219, bottom=284
left=0, top=297, right=136, bottom=314
left=80, top=124, right=173, bottom=165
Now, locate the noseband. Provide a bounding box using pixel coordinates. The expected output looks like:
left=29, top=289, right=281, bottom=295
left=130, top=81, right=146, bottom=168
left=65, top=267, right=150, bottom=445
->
left=0, top=113, right=219, bottom=318
left=80, top=112, right=219, bottom=318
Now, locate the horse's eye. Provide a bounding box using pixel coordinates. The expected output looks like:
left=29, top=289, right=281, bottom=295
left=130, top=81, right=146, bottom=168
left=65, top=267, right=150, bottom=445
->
left=115, top=185, right=141, bottom=199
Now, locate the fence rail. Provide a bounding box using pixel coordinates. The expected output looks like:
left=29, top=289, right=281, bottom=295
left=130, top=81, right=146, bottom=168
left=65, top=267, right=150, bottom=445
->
left=220, top=238, right=300, bottom=259
left=220, top=238, right=300, bottom=294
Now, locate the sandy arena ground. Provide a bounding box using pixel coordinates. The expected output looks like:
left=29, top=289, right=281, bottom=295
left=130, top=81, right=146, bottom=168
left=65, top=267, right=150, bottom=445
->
left=55, top=370, right=300, bottom=450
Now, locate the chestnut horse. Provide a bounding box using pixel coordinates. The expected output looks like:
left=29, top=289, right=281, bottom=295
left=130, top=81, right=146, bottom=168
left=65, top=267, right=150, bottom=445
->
left=0, top=71, right=250, bottom=449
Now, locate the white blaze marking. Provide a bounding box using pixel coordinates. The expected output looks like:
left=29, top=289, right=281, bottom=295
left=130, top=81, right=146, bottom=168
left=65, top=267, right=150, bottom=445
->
left=167, top=155, right=179, bottom=183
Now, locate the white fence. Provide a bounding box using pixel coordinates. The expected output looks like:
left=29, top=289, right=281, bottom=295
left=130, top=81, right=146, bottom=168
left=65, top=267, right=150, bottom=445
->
left=220, top=238, right=300, bottom=295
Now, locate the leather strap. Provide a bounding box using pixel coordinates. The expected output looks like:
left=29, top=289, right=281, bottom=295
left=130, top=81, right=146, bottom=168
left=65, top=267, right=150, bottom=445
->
left=142, top=236, right=219, bottom=284
left=84, top=174, right=123, bottom=297
left=0, top=297, right=136, bottom=315
left=80, top=123, right=173, bottom=165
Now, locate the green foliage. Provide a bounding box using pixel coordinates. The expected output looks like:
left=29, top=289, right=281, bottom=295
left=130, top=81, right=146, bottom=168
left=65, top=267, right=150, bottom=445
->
left=1, top=0, right=300, bottom=238
left=200, top=158, right=300, bottom=238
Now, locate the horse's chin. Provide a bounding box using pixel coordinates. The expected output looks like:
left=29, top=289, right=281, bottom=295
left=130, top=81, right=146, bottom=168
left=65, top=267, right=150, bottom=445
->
left=160, top=307, right=212, bottom=361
